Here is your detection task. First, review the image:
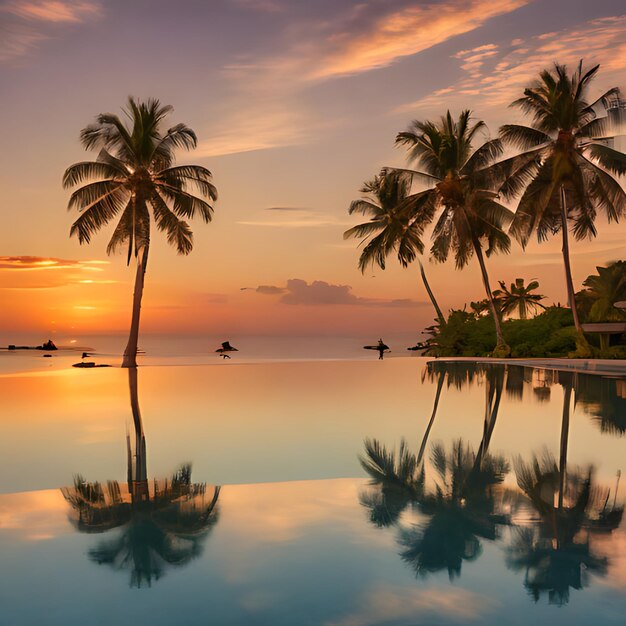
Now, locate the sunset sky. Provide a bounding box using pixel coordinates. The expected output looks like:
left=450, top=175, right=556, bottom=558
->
left=1, top=0, right=626, bottom=339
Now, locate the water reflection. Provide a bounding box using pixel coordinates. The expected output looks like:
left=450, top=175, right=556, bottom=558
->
left=62, top=368, right=221, bottom=587
left=398, top=439, right=510, bottom=579
left=360, top=362, right=624, bottom=603
left=508, top=455, right=610, bottom=605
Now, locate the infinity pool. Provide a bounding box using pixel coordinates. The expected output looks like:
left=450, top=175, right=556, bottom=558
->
left=1, top=357, right=625, bottom=625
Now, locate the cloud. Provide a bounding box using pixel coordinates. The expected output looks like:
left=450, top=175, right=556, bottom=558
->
left=200, top=1, right=528, bottom=157
left=0, top=22, right=44, bottom=61
left=248, top=278, right=426, bottom=307
left=196, top=108, right=312, bottom=157
left=232, top=0, right=283, bottom=13
left=0, top=1, right=102, bottom=62
left=310, top=0, right=529, bottom=79
left=283, top=279, right=359, bottom=305
left=326, top=584, right=495, bottom=626
left=3, top=1, right=102, bottom=23
left=0, top=256, right=110, bottom=288
left=265, top=207, right=308, bottom=212
left=401, top=14, right=626, bottom=116
left=255, top=285, right=287, bottom=295
left=237, top=209, right=351, bottom=229
left=0, top=256, right=107, bottom=270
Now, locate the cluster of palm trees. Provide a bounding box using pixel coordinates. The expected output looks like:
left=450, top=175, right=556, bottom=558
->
left=359, top=363, right=623, bottom=602
left=345, top=61, right=626, bottom=356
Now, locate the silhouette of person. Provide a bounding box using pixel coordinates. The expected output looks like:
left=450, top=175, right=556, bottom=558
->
left=377, top=339, right=388, bottom=360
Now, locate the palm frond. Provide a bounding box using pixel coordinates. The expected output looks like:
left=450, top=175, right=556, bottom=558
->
left=62, top=161, right=125, bottom=189
left=499, top=125, right=551, bottom=151
left=586, top=143, right=626, bottom=176
left=150, top=192, right=194, bottom=255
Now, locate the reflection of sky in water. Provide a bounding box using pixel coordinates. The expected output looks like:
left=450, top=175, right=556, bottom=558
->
left=1, top=480, right=626, bottom=625
left=1, top=358, right=625, bottom=491
left=1, top=358, right=626, bottom=624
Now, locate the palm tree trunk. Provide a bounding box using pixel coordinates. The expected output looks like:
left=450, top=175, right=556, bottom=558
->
left=472, top=239, right=508, bottom=353
left=417, top=371, right=445, bottom=466
left=560, top=186, right=582, bottom=334
left=558, top=378, right=572, bottom=512
left=122, top=245, right=149, bottom=368
left=419, top=260, right=445, bottom=326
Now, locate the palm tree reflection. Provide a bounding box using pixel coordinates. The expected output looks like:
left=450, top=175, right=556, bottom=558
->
left=361, top=362, right=624, bottom=598
left=360, top=363, right=511, bottom=579
left=399, top=439, right=510, bottom=579
left=62, top=368, right=221, bottom=587
left=506, top=373, right=622, bottom=605
left=507, top=455, right=611, bottom=605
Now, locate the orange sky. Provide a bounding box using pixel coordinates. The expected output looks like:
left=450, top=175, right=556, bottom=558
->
left=1, top=1, right=625, bottom=337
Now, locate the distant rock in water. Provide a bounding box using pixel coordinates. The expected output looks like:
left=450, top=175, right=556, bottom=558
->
left=36, top=339, right=57, bottom=351
left=72, top=362, right=111, bottom=368
left=43, top=354, right=52, bottom=358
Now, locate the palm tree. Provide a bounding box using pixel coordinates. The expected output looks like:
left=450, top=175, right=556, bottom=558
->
left=493, top=278, right=546, bottom=319
left=63, top=97, right=218, bottom=367
left=580, top=261, right=626, bottom=322
left=499, top=61, right=626, bottom=338
left=343, top=171, right=445, bottom=325
left=392, top=110, right=514, bottom=355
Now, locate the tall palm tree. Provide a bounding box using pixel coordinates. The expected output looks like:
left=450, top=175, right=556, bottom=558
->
left=499, top=61, right=626, bottom=337
left=343, top=171, right=445, bottom=325
left=493, top=278, right=546, bottom=319
left=63, top=97, right=218, bottom=367
left=392, top=110, right=514, bottom=355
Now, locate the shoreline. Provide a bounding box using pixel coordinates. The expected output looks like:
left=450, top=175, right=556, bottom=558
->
left=429, top=356, right=626, bottom=377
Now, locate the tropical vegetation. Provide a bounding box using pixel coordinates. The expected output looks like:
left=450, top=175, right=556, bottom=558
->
left=344, top=60, right=626, bottom=358
left=493, top=278, right=546, bottom=319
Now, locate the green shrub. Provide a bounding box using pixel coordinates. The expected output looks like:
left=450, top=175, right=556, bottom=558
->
left=429, top=306, right=578, bottom=358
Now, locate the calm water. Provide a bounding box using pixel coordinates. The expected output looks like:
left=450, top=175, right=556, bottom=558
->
left=1, top=352, right=625, bottom=625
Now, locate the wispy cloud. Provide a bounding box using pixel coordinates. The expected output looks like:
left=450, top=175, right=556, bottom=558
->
left=401, top=15, right=626, bottom=116
left=0, top=1, right=102, bottom=62
left=326, top=584, right=495, bottom=626
left=310, top=0, right=529, bottom=79
left=0, top=256, right=111, bottom=288
left=200, top=0, right=528, bottom=157
left=237, top=209, right=350, bottom=229
left=196, top=108, right=313, bottom=157
left=3, top=1, right=102, bottom=23
left=232, top=0, right=283, bottom=13
left=0, top=256, right=107, bottom=270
